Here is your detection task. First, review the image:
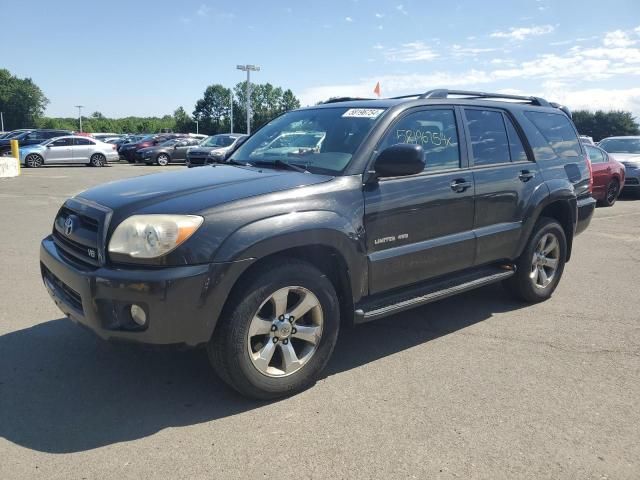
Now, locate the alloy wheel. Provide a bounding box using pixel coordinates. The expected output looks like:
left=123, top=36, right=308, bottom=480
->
left=606, top=181, right=618, bottom=205
left=247, top=286, right=323, bottom=377
left=530, top=232, right=560, bottom=289
left=25, top=154, right=43, bottom=168
left=157, top=154, right=169, bottom=166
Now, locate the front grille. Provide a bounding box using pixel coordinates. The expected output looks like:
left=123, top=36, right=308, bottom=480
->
left=42, top=265, right=83, bottom=313
left=625, top=178, right=640, bottom=185
left=52, top=199, right=111, bottom=268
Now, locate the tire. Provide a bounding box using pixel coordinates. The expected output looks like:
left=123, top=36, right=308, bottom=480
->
left=25, top=153, right=44, bottom=168
left=207, top=259, right=340, bottom=400
left=503, top=217, right=567, bottom=303
left=598, top=179, right=619, bottom=207
left=156, top=153, right=170, bottom=166
left=90, top=153, right=106, bottom=167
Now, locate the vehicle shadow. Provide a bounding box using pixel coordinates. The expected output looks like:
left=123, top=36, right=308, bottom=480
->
left=0, top=283, right=523, bottom=453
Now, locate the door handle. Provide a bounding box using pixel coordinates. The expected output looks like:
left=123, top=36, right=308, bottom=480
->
left=450, top=179, right=472, bottom=192
left=518, top=170, right=536, bottom=182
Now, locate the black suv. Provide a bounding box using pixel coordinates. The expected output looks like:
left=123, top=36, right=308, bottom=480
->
left=0, top=129, right=71, bottom=155
left=39, top=90, right=595, bottom=399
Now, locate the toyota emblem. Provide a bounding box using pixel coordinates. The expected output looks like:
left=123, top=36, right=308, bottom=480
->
left=64, top=217, right=74, bottom=236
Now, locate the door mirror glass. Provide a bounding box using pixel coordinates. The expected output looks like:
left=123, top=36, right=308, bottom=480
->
left=374, top=144, right=425, bottom=177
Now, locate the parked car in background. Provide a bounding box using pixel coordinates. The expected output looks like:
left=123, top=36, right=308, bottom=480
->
left=584, top=144, right=626, bottom=207
left=598, top=136, right=640, bottom=197
left=19, top=135, right=118, bottom=167
left=0, top=129, right=31, bottom=140
left=92, top=133, right=120, bottom=142
left=186, top=134, right=247, bottom=167
left=579, top=135, right=594, bottom=145
left=138, top=137, right=202, bottom=165
left=0, top=129, right=71, bottom=155
left=119, top=134, right=179, bottom=162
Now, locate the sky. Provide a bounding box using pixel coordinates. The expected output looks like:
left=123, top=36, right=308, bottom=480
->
left=2, top=0, right=640, bottom=118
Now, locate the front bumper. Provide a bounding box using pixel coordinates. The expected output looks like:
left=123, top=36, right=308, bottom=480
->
left=40, top=236, right=244, bottom=346
left=575, top=195, right=596, bottom=236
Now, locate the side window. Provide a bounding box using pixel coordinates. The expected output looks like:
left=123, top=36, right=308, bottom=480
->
left=379, top=109, right=460, bottom=172
left=25, top=132, right=45, bottom=142
left=464, top=109, right=510, bottom=166
left=585, top=145, right=605, bottom=163
left=73, top=138, right=94, bottom=146
left=524, top=111, right=581, bottom=159
left=504, top=115, right=528, bottom=162
left=50, top=138, right=72, bottom=147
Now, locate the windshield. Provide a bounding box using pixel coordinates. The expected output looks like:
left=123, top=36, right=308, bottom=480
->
left=230, top=107, right=386, bottom=174
left=599, top=138, right=640, bottom=154
left=200, top=135, right=235, bottom=147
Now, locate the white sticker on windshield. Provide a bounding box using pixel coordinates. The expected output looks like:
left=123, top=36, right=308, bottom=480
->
left=342, top=108, right=385, bottom=119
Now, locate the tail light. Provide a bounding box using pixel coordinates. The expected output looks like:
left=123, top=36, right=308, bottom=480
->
left=586, top=154, right=593, bottom=194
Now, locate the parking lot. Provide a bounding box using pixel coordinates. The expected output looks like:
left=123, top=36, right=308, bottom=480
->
left=0, top=164, right=638, bottom=479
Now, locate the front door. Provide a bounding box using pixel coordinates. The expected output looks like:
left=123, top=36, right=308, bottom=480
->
left=364, top=107, right=476, bottom=294
left=45, top=137, right=74, bottom=163
left=462, top=107, right=544, bottom=265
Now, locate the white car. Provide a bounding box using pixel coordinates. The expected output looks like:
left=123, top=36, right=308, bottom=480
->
left=19, top=135, right=120, bottom=167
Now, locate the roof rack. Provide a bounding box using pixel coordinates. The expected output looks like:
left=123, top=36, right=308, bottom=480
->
left=418, top=89, right=551, bottom=107
left=321, top=96, right=374, bottom=104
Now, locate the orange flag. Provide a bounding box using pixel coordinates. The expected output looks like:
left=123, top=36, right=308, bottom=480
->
left=373, top=82, right=381, bottom=97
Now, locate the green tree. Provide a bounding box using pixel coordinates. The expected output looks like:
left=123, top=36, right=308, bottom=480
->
left=173, top=107, right=193, bottom=133
left=193, top=84, right=232, bottom=134
left=0, top=69, right=49, bottom=130
left=572, top=110, right=639, bottom=141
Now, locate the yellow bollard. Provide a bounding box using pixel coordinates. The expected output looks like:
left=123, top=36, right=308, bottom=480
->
left=10, top=139, right=20, bottom=174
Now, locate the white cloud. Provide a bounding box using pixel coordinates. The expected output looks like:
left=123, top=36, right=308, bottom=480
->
left=490, top=24, right=554, bottom=41
left=603, top=30, right=636, bottom=48
left=196, top=4, right=210, bottom=17
left=383, top=41, right=439, bottom=62
left=345, top=16, right=353, bottom=22
left=375, top=13, right=384, bottom=18
left=396, top=4, right=408, bottom=15
left=372, top=43, right=384, bottom=50
left=451, top=44, right=497, bottom=57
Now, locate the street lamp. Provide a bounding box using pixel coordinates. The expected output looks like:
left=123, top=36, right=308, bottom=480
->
left=195, top=120, right=199, bottom=135
left=74, top=105, right=84, bottom=133
left=236, top=64, right=260, bottom=135
left=229, top=91, right=234, bottom=134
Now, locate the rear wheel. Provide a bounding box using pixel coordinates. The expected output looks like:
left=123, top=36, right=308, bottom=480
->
left=156, top=153, right=170, bottom=166
left=90, top=153, right=106, bottom=167
left=208, top=260, right=340, bottom=399
left=25, top=153, right=43, bottom=168
left=503, top=217, right=567, bottom=303
left=598, top=179, right=619, bottom=207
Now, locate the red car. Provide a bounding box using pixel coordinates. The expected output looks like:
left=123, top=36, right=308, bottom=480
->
left=585, top=144, right=626, bottom=207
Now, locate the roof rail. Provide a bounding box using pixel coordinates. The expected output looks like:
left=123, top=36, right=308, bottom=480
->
left=420, top=89, right=551, bottom=107
left=322, top=96, right=374, bottom=104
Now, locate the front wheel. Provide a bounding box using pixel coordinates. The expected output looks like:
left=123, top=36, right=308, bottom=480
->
left=208, top=260, right=340, bottom=399
left=156, top=153, right=170, bottom=166
left=503, top=217, right=567, bottom=303
left=90, top=153, right=106, bottom=167
left=25, top=153, right=44, bottom=168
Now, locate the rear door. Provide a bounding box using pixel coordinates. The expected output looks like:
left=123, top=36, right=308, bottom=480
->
left=463, top=107, right=544, bottom=265
left=71, top=137, right=95, bottom=163
left=174, top=139, right=198, bottom=160
left=364, top=107, right=476, bottom=294
left=45, top=137, right=74, bottom=163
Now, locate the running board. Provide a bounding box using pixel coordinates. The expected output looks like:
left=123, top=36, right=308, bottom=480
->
left=354, top=265, right=515, bottom=323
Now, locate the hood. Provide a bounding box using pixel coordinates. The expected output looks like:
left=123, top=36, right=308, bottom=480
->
left=188, top=146, right=223, bottom=154
left=609, top=153, right=640, bottom=164
left=77, top=164, right=332, bottom=212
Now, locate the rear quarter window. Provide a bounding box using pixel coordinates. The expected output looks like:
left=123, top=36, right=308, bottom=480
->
left=524, top=111, right=581, bottom=160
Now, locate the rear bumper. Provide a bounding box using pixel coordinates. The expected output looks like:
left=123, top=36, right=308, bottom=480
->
left=186, top=156, right=210, bottom=167
left=575, top=196, right=596, bottom=236
left=40, top=236, right=249, bottom=346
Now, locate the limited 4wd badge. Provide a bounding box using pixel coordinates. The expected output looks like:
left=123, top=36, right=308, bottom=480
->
left=342, top=108, right=385, bottom=119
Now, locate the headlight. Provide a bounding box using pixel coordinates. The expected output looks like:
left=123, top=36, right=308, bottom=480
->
left=108, top=215, right=203, bottom=259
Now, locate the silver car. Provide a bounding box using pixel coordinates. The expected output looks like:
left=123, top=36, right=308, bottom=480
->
left=598, top=136, right=640, bottom=196
left=19, top=135, right=120, bottom=167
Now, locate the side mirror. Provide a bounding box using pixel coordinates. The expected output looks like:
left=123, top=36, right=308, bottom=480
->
left=373, top=144, right=425, bottom=178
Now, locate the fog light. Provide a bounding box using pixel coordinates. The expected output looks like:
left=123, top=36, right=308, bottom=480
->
left=130, top=304, right=147, bottom=326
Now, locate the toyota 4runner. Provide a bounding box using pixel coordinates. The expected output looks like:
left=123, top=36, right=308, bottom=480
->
left=40, top=89, right=595, bottom=399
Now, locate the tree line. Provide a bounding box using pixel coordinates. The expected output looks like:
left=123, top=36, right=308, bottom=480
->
left=571, top=110, right=639, bottom=142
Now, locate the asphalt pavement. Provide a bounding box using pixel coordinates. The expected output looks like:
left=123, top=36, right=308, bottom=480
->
left=0, top=164, right=638, bottom=479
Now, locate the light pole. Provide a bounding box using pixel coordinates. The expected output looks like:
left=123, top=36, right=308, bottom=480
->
left=74, top=105, right=84, bottom=133
left=195, top=120, right=199, bottom=135
left=236, top=64, right=260, bottom=135
left=0, top=111, right=4, bottom=132
left=230, top=92, right=233, bottom=134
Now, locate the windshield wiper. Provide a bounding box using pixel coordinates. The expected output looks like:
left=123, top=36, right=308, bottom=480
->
left=250, top=159, right=309, bottom=173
